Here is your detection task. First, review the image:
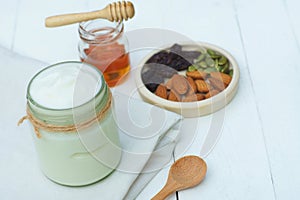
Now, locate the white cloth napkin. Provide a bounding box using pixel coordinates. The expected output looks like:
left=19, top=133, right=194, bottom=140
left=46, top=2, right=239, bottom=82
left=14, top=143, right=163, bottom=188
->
left=110, top=92, right=181, bottom=199
left=0, top=46, right=182, bottom=200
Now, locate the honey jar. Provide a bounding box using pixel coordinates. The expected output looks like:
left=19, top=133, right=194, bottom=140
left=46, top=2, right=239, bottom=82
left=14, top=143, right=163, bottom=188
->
left=78, top=19, right=130, bottom=87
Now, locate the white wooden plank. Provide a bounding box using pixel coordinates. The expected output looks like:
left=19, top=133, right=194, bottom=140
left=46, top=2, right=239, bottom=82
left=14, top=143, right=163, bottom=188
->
left=0, top=0, right=19, bottom=49
left=12, top=0, right=89, bottom=63
left=165, top=0, right=276, bottom=199
left=235, top=0, right=300, bottom=199
left=283, top=0, right=300, bottom=52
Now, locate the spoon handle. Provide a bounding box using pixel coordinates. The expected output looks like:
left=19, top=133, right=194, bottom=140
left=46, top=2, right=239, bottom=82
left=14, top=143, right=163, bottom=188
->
left=151, top=182, right=178, bottom=200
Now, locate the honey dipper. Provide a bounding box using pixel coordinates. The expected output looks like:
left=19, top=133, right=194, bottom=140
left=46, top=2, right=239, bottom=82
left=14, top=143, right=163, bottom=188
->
left=45, top=1, right=135, bottom=27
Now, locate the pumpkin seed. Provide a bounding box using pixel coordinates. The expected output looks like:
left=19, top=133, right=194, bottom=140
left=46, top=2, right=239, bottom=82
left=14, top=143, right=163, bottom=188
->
left=204, top=68, right=217, bottom=73
left=199, top=48, right=206, bottom=54
left=216, top=65, right=223, bottom=72
left=194, top=54, right=205, bottom=63
left=205, top=57, right=215, bottom=67
left=188, top=65, right=197, bottom=72
left=199, top=61, right=208, bottom=68
left=214, top=59, right=219, bottom=68
left=221, top=63, right=230, bottom=73
left=208, top=49, right=222, bottom=58
left=207, top=49, right=216, bottom=56
left=218, top=56, right=228, bottom=65
left=211, top=54, right=221, bottom=59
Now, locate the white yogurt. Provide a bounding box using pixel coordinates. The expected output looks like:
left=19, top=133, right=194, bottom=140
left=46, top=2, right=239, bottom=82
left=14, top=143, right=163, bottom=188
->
left=30, top=63, right=102, bottom=109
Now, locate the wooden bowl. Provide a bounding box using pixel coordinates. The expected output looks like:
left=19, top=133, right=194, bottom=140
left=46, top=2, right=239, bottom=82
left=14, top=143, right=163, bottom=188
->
left=135, top=42, right=240, bottom=118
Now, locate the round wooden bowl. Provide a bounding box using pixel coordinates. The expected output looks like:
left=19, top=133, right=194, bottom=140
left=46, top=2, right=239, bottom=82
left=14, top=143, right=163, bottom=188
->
left=135, top=42, right=240, bottom=118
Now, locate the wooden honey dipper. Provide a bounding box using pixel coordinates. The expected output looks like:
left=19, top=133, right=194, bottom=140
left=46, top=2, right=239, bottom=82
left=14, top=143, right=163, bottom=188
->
left=45, top=1, right=135, bottom=27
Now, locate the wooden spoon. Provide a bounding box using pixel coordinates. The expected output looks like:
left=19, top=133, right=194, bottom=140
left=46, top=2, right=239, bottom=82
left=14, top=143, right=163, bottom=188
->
left=45, top=1, right=135, bottom=27
left=151, top=156, right=207, bottom=200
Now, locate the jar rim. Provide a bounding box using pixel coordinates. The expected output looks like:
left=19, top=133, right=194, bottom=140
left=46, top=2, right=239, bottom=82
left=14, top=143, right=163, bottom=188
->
left=78, top=19, right=124, bottom=44
left=27, top=61, right=105, bottom=112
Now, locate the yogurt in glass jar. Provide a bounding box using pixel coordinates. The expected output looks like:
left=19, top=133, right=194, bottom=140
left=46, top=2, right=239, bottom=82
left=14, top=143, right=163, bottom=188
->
left=25, top=61, right=121, bottom=186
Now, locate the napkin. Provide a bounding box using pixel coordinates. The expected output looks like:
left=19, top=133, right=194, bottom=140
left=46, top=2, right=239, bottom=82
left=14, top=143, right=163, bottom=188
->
left=108, top=92, right=181, bottom=199
left=0, top=46, right=182, bottom=200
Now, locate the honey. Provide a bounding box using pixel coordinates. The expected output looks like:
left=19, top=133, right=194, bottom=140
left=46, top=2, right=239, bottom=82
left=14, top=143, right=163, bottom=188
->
left=79, top=20, right=130, bottom=87
left=83, top=41, right=130, bottom=87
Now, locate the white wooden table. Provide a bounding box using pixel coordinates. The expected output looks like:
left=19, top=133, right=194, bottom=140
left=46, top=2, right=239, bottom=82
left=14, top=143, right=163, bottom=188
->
left=1, top=0, right=300, bottom=199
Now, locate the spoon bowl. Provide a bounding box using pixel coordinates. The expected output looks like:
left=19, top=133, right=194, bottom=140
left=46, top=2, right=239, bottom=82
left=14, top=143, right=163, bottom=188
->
left=151, top=155, right=207, bottom=200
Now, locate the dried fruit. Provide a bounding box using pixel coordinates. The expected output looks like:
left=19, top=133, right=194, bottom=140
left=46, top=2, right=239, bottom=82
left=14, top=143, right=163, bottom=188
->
left=172, top=75, right=189, bottom=95
left=143, top=63, right=178, bottom=78
left=146, top=44, right=201, bottom=71
left=155, top=84, right=168, bottom=99
left=195, top=80, right=209, bottom=93
left=186, top=71, right=207, bottom=80
left=210, top=72, right=232, bottom=86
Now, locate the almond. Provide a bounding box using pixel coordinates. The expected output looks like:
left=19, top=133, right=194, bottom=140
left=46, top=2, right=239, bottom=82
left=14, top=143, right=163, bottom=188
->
left=172, top=74, right=189, bottom=95
left=196, top=93, right=205, bottom=101
left=155, top=84, right=168, bottom=99
left=187, top=77, right=197, bottom=93
left=210, top=72, right=232, bottom=86
left=205, top=90, right=220, bottom=99
left=168, top=90, right=180, bottom=102
left=165, top=77, right=173, bottom=90
left=208, top=77, right=226, bottom=91
left=186, top=71, right=207, bottom=80
left=182, top=94, right=197, bottom=102
left=195, top=80, right=209, bottom=93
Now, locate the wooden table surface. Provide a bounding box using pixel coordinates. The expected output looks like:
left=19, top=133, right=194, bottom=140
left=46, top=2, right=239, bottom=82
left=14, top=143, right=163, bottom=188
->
left=1, top=0, right=300, bottom=199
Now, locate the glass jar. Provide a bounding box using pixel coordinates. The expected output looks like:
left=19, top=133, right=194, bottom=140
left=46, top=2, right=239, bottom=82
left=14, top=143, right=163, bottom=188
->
left=78, top=19, right=130, bottom=87
left=26, top=61, right=121, bottom=186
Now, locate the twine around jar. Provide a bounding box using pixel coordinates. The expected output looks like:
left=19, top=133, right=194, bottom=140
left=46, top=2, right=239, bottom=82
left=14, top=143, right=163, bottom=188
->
left=18, top=91, right=112, bottom=138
